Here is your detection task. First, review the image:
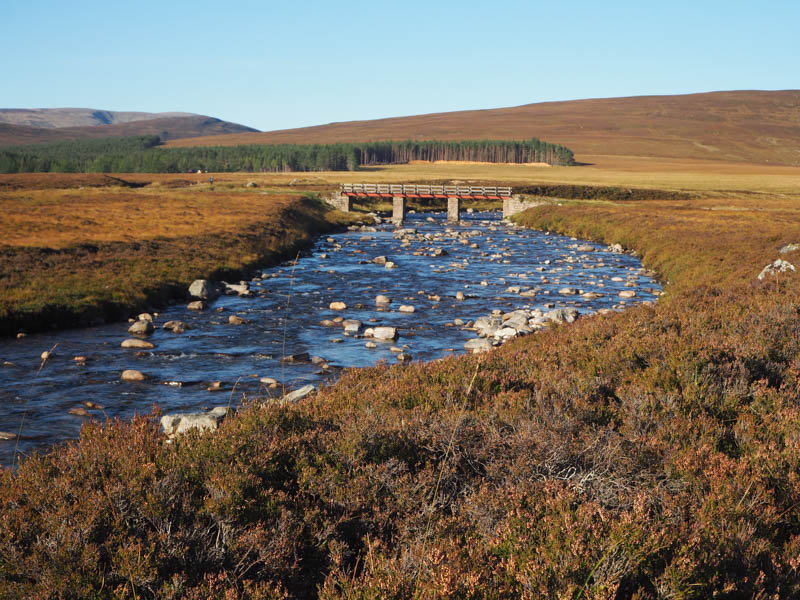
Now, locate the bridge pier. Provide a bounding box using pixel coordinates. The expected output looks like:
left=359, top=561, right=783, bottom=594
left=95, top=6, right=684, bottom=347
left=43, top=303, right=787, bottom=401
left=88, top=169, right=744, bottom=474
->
left=447, top=197, right=460, bottom=222
left=330, top=194, right=351, bottom=212
left=392, top=196, right=406, bottom=224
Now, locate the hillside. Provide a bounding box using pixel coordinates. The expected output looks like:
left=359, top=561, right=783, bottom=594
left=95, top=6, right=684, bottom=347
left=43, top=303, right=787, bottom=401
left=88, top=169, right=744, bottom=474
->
left=168, top=90, right=800, bottom=165
left=0, top=108, right=196, bottom=129
left=0, top=115, right=258, bottom=146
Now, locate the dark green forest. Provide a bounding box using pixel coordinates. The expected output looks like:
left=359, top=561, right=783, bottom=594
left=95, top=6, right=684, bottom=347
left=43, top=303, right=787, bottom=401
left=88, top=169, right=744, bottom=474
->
left=0, top=136, right=574, bottom=173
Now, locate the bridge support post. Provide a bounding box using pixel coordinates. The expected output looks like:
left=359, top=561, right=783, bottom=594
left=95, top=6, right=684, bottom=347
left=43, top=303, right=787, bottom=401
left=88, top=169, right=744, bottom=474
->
left=392, top=196, right=406, bottom=224
left=447, top=197, right=460, bottom=222
left=334, top=195, right=351, bottom=212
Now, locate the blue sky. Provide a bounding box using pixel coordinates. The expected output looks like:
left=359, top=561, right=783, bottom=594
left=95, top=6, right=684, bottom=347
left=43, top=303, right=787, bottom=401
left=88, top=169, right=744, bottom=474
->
left=2, top=0, right=798, bottom=132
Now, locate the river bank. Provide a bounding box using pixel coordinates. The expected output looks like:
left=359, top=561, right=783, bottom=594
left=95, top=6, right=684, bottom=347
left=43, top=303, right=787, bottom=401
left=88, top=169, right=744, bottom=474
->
left=3, top=164, right=800, bottom=597
left=0, top=175, right=360, bottom=336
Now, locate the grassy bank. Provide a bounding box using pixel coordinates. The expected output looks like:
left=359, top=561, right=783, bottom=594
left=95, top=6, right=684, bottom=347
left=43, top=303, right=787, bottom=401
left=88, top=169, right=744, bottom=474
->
left=3, top=163, right=800, bottom=597
left=0, top=174, right=352, bottom=336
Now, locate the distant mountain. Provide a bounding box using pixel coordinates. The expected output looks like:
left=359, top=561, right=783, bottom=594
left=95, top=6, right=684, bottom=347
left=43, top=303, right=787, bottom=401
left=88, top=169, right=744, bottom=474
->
left=167, top=90, right=800, bottom=165
left=0, top=109, right=258, bottom=145
left=0, top=108, right=200, bottom=129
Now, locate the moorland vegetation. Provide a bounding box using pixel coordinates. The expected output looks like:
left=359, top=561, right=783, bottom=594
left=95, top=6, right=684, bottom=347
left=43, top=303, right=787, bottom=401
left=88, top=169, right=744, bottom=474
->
left=2, top=161, right=800, bottom=597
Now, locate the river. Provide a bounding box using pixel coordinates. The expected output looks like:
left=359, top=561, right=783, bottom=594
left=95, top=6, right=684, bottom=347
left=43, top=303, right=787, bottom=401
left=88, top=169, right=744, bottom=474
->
left=0, top=211, right=660, bottom=466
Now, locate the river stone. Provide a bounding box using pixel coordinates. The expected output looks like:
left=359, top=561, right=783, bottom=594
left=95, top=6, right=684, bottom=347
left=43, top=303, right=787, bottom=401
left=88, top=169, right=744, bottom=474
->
left=282, top=384, right=316, bottom=403
left=398, top=305, right=415, bottom=313
left=138, top=313, right=154, bottom=322
left=121, top=369, right=146, bottom=381
left=189, top=279, right=220, bottom=300
left=758, top=259, right=796, bottom=280
left=282, top=352, right=310, bottom=363
left=187, top=300, right=206, bottom=311
left=456, top=291, right=465, bottom=300
left=396, top=353, right=412, bottom=362
left=576, top=244, right=595, bottom=252
left=343, top=319, right=361, bottom=333
left=372, top=326, right=397, bottom=340
left=494, top=327, right=519, bottom=340
left=329, top=301, right=347, bottom=310
left=162, top=320, right=187, bottom=333
left=373, top=256, right=387, bottom=264
left=384, top=262, right=397, bottom=269
left=618, top=290, right=637, bottom=298
left=365, top=341, right=377, bottom=348
left=545, top=308, right=580, bottom=324
left=121, top=338, right=155, bottom=349
left=375, top=295, right=391, bottom=305
left=128, top=320, right=154, bottom=335
left=464, top=338, right=493, bottom=354
left=558, top=287, right=579, bottom=296
left=228, top=315, right=248, bottom=325
left=161, top=406, right=231, bottom=439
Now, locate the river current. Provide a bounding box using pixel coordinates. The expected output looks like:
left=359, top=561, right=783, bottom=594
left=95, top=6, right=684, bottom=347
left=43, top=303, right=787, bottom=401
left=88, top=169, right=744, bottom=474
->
left=0, top=211, right=660, bottom=466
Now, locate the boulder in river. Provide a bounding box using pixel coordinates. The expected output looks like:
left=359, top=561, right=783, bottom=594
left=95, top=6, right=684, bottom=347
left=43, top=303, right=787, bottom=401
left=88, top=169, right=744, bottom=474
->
left=228, top=315, right=249, bottom=325
left=282, top=352, right=311, bottom=363
left=329, top=301, right=347, bottom=310
left=189, top=279, right=221, bottom=300
left=618, top=290, right=637, bottom=298
left=162, top=320, right=187, bottom=333
left=375, top=295, right=391, bottom=305
left=121, top=338, right=155, bottom=349
left=343, top=319, right=362, bottom=333
left=121, top=369, right=147, bottom=382
left=371, top=326, right=398, bottom=340
left=398, top=305, right=415, bottom=313
left=187, top=300, right=206, bottom=311
left=128, top=320, right=154, bottom=335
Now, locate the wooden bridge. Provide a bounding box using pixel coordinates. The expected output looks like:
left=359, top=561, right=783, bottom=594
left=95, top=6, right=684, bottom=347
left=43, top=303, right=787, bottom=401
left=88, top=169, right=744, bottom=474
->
left=339, top=183, right=513, bottom=200
left=332, top=183, right=517, bottom=224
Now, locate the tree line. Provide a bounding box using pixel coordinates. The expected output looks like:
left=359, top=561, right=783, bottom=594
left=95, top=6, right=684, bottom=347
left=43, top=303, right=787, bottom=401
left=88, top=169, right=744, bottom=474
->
left=0, top=136, right=574, bottom=174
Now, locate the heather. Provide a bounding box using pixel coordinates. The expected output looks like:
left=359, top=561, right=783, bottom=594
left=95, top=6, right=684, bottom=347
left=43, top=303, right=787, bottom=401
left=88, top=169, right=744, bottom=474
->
left=2, top=174, right=800, bottom=597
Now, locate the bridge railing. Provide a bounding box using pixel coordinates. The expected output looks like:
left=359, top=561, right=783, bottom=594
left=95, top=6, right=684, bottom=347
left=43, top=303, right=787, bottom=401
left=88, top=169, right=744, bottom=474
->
left=340, top=183, right=512, bottom=197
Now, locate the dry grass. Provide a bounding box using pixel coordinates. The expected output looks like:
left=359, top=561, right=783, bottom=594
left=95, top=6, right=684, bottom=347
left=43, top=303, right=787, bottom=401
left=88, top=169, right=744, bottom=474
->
left=0, top=173, right=354, bottom=335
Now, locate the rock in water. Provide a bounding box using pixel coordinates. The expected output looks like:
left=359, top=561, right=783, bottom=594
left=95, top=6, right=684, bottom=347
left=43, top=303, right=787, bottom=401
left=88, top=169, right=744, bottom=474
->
left=228, top=315, right=248, bottom=325
left=375, top=295, right=391, bottom=305
left=187, top=300, right=206, bottom=311
left=121, top=369, right=146, bottom=381
left=372, top=326, right=398, bottom=340
left=618, top=290, right=637, bottom=298
left=189, top=279, right=220, bottom=300
left=121, top=338, right=155, bottom=349
left=128, top=320, right=154, bottom=335
left=329, top=301, right=347, bottom=310
left=758, top=259, right=796, bottom=280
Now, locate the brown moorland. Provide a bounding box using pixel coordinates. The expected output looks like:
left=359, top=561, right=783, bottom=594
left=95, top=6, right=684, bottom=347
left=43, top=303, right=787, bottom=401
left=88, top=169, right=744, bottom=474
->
left=168, top=90, right=800, bottom=165
left=3, top=158, right=800, bottom=596
left=0, top=174, right=350, bottom=335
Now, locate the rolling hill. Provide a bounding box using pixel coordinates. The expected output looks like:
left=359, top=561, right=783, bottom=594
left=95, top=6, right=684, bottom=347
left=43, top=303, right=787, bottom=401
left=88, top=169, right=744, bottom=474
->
left=0, top=109, right=258, bottom=146
left=167, top=90, right=800, bottom=165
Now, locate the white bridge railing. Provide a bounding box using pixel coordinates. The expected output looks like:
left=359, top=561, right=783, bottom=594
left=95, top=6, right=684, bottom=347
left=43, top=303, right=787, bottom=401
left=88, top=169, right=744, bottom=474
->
left=340, top=183, right=512, bottom=197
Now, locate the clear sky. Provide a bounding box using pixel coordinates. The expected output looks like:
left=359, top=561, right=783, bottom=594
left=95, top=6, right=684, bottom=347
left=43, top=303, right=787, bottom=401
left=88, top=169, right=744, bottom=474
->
left=2, top=0, right=798, bottom=132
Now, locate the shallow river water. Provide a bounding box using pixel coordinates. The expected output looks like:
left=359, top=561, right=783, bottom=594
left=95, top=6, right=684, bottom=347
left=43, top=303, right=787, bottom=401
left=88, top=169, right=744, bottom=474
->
left=0, top=211, right=660, bottom=466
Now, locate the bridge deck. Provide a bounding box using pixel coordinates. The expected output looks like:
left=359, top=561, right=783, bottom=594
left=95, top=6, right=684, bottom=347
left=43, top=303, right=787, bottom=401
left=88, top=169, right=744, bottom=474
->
left=340, top=183, right=512, bottom=200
